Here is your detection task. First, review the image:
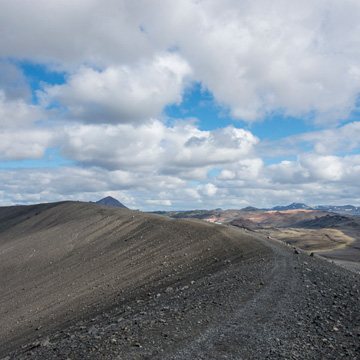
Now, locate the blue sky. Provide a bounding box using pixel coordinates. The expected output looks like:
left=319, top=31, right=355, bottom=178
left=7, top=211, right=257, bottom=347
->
left=1, top=0, right=360, bottom=210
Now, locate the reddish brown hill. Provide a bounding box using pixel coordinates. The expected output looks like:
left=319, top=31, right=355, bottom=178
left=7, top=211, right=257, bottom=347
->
left=214, top=209, right=334, bottom=228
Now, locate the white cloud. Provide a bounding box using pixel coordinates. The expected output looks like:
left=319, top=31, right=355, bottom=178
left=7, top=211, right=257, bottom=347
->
left=183, top=188, right=201, bottom=200
left=1, top=0, right=360, bottom=209
left=60, top=121, right=258, bottom=175
left=0, top=0, right=153, bottom=67
left=0, top=130, right=51, bottom=160
left=2, top=151, right=360, bottom=209
left=1, top=112, right=358, bottom=209
left=60, top=121, right=166, bottom=170
left=266, top=160, right=308, bottom=184
left=200, top=183, right=218, bottom=197
left=175, top=127, right=259, bottom=166
left=217, top=170, right=236, bottom=180
left=135, top=0, right=360, bottom=123
left=0, top=60, right=53, bottom=161
left=266, top=153, right=360, bottom=185
left=235, top=158, right=264, bottom=180
left=1, top=0, right=359, bottom=123
left=146, top=199, right=172, bottom=206
left=295, top=121, right=360, bottom=155
left=0, top=60, right=32, bottom=101
left=299, top=154, right=344, bottom=181
left=43, top=53, right=191, bottom=123
left=0, top=90, right=44, bottom=128
left=0, top=81, right=51, bottom=160
left=257, top=121, right=360, bottom=161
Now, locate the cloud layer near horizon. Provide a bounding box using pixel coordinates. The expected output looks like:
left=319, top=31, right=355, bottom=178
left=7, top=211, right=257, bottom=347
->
left=1, top=0, right=360, bottom=209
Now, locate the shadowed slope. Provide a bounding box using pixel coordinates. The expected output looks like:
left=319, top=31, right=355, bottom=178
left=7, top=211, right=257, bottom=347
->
left=0, top=201, right=266, bottom=355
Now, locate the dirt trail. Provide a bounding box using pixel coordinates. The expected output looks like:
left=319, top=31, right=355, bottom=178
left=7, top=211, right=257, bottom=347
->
left=164, top=233, right=297, bottom=359
left=164, top=232, right=360, bottom=359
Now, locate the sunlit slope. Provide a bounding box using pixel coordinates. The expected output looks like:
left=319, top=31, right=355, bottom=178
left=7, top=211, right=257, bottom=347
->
left=0, top=201, right=268, bottom=353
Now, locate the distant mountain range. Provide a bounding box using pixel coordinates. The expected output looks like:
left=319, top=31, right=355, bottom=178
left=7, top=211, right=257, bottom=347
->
left=92, top=197, right=360, bottom=216
left=93, top=196, right=127, bottom=208
left=270, top=203, right=311, bottom=211
left=267, top=203, right=360, bottom=215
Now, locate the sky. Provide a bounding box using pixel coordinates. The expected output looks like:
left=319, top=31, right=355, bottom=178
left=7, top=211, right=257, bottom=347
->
left=1, top=0, right=360, bottom=210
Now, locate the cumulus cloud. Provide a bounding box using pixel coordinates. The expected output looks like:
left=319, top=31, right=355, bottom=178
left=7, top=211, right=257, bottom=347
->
left=0, top=62, right=51, bottom=161
left=0, top=90, right=44, bottom=128
left=294, top=121, right=360, bottom=155
left=205, top=150, right=360, bottom=208
left=135, top=0, right=360, bottom=123
left=266, top=153, right=360, bottom=185
left=43, top=53, right=191, bottom=123
left=0, top=165, right=182, bottom=204
left=0, top=61, right=44, bottom=129
left=217, top=170, right=236, bottom=180
left=146, top=199, right=172, bottom=206
left=266, top=160, right=308, bottom=184
left=200, top=183, right=218, bottom=197
left=0, top=0, right=153, bottom=67
left=0, top=60, right=32, bottom=101
left=299, top=154, right=344, bottom=181
left=2, top=151, right=360, bottom=209
left=1, top=0, right=360, bottom=123
left=259, top=121, right=360, bottom=161
left=1, top=0, right=360, bottom=209
left=0, top=130, right=51, bottom=160
left=59, top=121, right=258, bottom=176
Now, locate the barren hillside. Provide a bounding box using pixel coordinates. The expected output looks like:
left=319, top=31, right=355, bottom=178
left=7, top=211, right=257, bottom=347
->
left=1, top=202, right=359, bottom=359
left=0, top=201, right=266, bottom=357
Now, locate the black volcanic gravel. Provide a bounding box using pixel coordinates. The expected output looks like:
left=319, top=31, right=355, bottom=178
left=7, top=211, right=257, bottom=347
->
left=5, top=235, right=360, bottom=360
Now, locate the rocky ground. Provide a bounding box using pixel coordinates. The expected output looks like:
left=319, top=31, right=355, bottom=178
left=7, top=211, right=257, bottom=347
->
left=1, top=203, right=360, bottom=359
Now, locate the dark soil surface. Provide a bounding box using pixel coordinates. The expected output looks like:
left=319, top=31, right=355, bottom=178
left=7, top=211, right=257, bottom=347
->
left=1, top=202, right=359, bottom=359
left=318, top=238, right=360, bottom=273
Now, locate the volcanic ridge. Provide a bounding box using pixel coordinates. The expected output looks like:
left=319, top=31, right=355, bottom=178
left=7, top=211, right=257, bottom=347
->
left=0, top=201, right=359, bottom=359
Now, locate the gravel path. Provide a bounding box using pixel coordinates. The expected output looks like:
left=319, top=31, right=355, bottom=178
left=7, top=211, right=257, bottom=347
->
left=4, top=229, right=359, bottom=360
left=165, top=234, right=360, bottom=359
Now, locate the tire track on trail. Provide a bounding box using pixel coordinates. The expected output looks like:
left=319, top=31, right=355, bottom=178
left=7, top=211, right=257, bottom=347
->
left=164, top=233, right=302, bottom=360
